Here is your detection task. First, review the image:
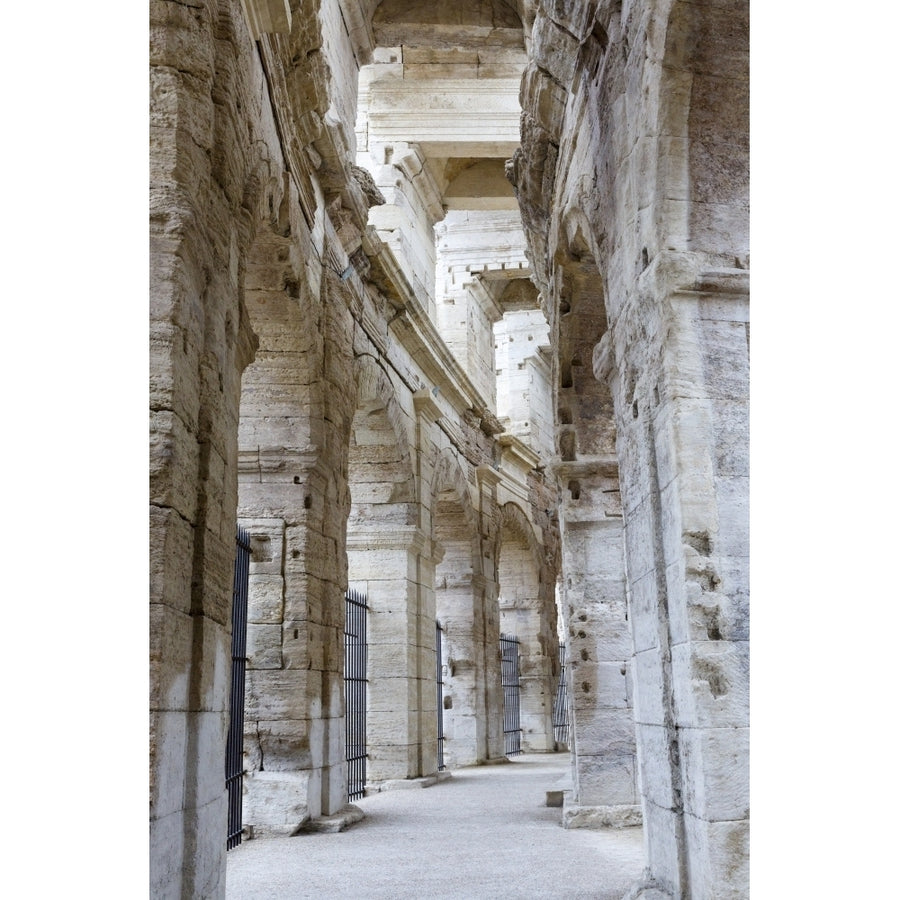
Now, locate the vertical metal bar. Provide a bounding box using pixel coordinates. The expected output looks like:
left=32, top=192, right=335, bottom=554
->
left=344, top=589, right=368, bottom=802
left=500, top=634, right=522, bottom=757
left=553, top=641, right=569, bottom=747
left=226, top=526, right=251, bottom=850
left=436, top=621, right=445, bottom=771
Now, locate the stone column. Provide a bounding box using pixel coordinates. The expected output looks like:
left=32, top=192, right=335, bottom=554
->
left=554, top=460, right=641, bottom=827
left=595, top=265, right=750, bottom=896
left=348, top=527, right=436, bottom=782
left=238, top=454, right=347, bottom=832
left=476, top=466, right=506, bottom=763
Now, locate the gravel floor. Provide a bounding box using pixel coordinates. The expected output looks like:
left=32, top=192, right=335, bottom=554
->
left=226, top=753, right=645, bottom=900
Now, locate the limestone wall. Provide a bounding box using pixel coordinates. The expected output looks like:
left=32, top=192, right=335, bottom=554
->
left=512, top=0, right=749, bottom=896
left=150, top=0, right=747, bottom=896
left=150, top=0, right=561, bottom=895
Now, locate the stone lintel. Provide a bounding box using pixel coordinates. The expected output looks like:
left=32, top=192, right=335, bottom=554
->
left=346, top=526, right=429, bottom=555
left=413, top=389, right=443, bottom=423
left=551, top=456, right=619, bottom=481
left=239, top=0, right=291, bottom=40
left=498, top=432, right=541, bottom=471
left=238, top=447, right=321, bottom=479
left=476, top=464, right=502, bottom=489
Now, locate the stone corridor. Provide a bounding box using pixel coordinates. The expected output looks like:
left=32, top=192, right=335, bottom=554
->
left=150, top=1, right=749, bottom=896
left=225, top=753, right=645, bottom=899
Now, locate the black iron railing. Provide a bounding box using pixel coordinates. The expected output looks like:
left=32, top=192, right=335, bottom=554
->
left=226, top=526, right=251, bottom=850
left=500, top=633, right=522, bottom=757
left=552, top=641, right=569, bottom=747
left=436, top=620, right=445, bottom=771
left=344, top=589, right=368, bottom=802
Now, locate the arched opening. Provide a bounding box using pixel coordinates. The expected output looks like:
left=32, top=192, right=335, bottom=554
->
left=431, top=455, right=501, bottom=767
left=497, top=503, right=556, bottom=751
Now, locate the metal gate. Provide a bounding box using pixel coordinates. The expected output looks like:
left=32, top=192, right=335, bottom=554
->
left=500, top=634, right=522, bottom=757
left=552, top=641, right=569, bottom=747
left=344, top=589, right=368, bottom=802
left=226, top=526, right=251, bottom=850
left=436, top=621, right=445, bottom=771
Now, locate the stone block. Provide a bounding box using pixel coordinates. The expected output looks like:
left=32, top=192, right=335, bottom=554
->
left=563, top=803, right=643, bottom=829
left=243, top=770, right=311, bottom=832
left=641, top=797, right=684, bottom=898
left=590, top=660, right=631, bottom=709
left=713, top=475, right=749, bottom=561
left=680, top=725, right=749, bottom=823
left=532, top=11, right=580, bottom=86
left=628, top=572, right=662, bottom=656
left=190, top=710, right=230, bottom=808
left=247, top=574, right=285, bottom=623
left=150, top=496, right=194, bottom=615
left=575, top=709, right=637, bottom=756
left=246, top=623, right=283, bottom=668
left=245, top=670, right=307, bottom=720
left=188, top=793, right=227, bottom=899
left=149, top=409, right=199, bottom=522
left=683, top=814, right=749, bottom=900
left=149, top=603, right=192, bottom=713
left=634, top=722, right=675, bottom=813
left=575, top=753, right=638, bottom=807
left=280, top=619, right=309, bottom=669
left=150, top=710, right=187, bottom=819
left=253, top=718, right=311, bottom=771
left=671, top=640, right=749, bottom=729
left=149, top=807, right=184, bottom=900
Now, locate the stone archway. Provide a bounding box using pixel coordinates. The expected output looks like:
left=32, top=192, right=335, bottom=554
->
left=497, top=502, right=555, bottom=751
left=430, top=452, right=500, bottom=767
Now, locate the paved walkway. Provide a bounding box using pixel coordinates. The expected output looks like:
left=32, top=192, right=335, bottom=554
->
left=226, top=753, right=645, bottom=899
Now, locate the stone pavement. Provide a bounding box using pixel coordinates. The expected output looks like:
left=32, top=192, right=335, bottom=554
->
left=226, top=753, right=646, bottom=899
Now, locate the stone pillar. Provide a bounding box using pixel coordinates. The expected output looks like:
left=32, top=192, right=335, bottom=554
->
left=238, top=454, right=347, bottom=832
left=348, top=527, right=437, bottom=782
left=476, top=466, right=506, bottom=763
left=554, top=462, right=641, bottom=827
left=149, top=1, right=258, bottom=889
left=595, top=265, right=750, bottom=897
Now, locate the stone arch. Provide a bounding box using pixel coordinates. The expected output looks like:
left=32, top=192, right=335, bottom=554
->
left=348, top=353, right=417, bottom=528
left=655, top=0, right=749, bottom=260
left=497, top=502, right=556, bottom=751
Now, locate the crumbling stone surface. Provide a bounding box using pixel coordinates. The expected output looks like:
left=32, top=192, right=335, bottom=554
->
left=150, top=1, right=748, bottom=897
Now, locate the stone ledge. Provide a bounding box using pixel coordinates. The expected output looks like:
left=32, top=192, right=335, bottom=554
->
left=296, top=804, right=365, bottom=834
left=563, top=802, right=643, bottom=829
left=367, top=771, right=453, bottom=792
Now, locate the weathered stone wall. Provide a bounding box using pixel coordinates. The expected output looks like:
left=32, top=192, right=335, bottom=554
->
left=151, top=1, right=561, bottom=895
left=512, top=0, right=749, bottom=896
left=150, top=0, right=747, bottom=896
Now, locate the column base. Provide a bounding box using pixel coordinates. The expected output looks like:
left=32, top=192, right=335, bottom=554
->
left=563, top=799, right=643, bottom=829
left=296, top=804, right=364, bottom=834
left=367, top=771, right=452, bottom=792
